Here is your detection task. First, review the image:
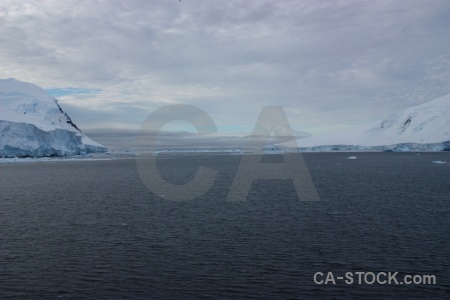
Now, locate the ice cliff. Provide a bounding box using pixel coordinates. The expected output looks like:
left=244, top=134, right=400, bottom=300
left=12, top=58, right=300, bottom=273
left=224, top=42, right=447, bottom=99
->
left=0, top=78, right=106, bottom=157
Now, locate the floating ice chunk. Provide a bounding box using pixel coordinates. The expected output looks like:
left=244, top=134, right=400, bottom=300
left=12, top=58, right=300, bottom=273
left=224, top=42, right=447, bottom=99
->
left=347, top=156, right=357, bottom=159
left=432, top=160, right=447, bottom=164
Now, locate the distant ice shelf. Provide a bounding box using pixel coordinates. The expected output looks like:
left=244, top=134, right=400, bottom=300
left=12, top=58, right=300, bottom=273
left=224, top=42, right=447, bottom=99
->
left=262, top=142, right=450, bottom=152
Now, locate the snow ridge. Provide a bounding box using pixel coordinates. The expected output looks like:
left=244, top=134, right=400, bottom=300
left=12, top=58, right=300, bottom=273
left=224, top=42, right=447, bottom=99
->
left=292, top=94, right=450, bottom=151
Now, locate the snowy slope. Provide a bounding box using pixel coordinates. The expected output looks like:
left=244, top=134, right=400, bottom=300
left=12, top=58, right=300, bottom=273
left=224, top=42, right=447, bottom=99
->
left=0, top=78, right=106, bottom=157
left=293, top=94, right=450, bottom=151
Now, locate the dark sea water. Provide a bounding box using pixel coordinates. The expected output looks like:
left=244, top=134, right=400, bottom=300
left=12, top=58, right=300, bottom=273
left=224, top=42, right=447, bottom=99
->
left=0, top=153, right=449, bottom=299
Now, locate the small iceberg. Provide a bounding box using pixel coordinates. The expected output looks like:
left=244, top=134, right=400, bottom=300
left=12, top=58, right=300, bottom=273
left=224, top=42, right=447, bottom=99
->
left=347, top=156, right=357, bottom=159
left=432, top=160, right=447, bottom=164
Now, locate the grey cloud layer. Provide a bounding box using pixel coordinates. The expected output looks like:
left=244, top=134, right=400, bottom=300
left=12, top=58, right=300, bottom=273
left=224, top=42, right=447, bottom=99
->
left=1, top=0, right=449, bottom=136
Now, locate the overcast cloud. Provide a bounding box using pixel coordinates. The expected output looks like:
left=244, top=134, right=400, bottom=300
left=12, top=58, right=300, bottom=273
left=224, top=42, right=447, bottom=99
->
left=1, top=0, right=449, bottom=141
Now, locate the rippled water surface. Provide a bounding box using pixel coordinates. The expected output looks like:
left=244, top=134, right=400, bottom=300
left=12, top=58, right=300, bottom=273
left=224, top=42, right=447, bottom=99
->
left=1, top=153, right=449, bottom=299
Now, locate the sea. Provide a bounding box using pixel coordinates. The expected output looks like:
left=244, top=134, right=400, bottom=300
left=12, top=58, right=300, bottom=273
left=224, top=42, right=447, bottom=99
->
left=0, top=152, right=449, bottom=299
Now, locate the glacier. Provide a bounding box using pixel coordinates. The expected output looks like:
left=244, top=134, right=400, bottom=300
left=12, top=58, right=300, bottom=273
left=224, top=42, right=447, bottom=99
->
left=0, top=78, right=106, bottom=157
left=278, top=94, right=450, bottom=152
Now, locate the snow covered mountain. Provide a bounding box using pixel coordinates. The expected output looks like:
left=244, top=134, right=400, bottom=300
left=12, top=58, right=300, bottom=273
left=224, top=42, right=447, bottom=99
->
left=291, top=94, right=450, bottom=151
left=0, top=78, right=106, bottom=157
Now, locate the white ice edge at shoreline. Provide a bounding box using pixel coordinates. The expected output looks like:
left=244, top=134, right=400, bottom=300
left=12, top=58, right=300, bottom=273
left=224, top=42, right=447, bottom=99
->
left=1, top=149, right=449, bottom=163
left=0, top=156, right=122, bottom=163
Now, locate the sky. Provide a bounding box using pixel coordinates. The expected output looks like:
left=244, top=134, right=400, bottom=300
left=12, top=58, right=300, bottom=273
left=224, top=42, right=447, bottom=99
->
left=1, top=0, right=449, bottom=140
